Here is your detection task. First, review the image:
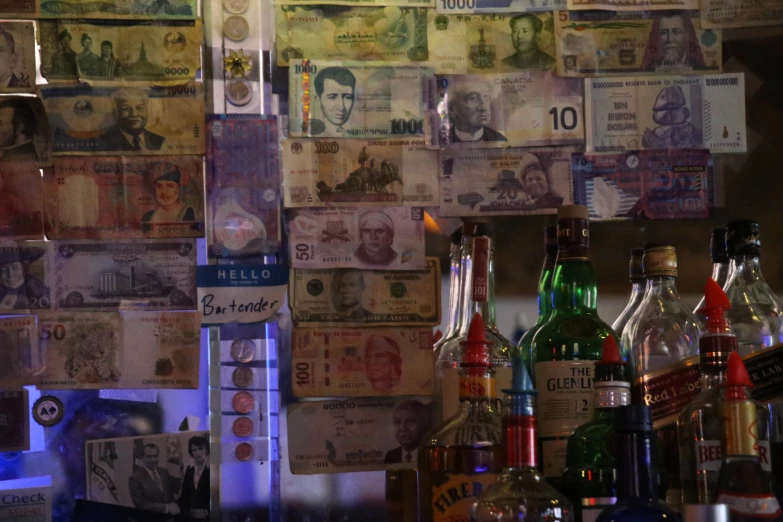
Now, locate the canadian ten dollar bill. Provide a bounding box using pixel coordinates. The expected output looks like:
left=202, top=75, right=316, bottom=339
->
left=0, top=22, right=35, bottom=92
left=292, top=327, right=434, bottom=397
left=288, top=396, right=432, bottom=473
left=0, top=241, right=52, bottom=313
left=39, top=83, right=205, bottom=156
left=41, top=0, right=197, bottom=19
left=439, top=146, right=576, bottom=216
left=555, top=11, right=722, bottom=77
left=0, top=315, right=43, bottom=389
left=289, top=60, right=430, bottom=139
left=585, top=74, right=746, bottom=153
left=290, top=258, right=440, bottom=326
left=701, top=0, right=783, bottom=28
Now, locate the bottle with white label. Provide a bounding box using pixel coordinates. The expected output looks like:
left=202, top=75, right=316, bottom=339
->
left=530, top=205, right=622, bottom=484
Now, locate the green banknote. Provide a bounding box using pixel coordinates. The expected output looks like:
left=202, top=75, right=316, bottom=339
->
left=41, top=0, right=196, bottom=19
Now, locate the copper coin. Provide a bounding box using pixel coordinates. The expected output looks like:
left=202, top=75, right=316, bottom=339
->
left=223, top=15, right=249, bottom=41
left=231, top=390, right=254, bottom=414
left=230, top=338, right=256, bottom=363
left=232, top=366, right=254, bottom=388
left=223, top=0, right=248, bottom=14
left=235, top=442, right=254, bottom=461
left=232, top=416, right=254, bottom=437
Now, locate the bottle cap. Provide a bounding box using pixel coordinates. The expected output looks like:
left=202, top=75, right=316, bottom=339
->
left=614, top=404, right=653, bottom=433
left=698, top=279, right=736, bottom=368
left=643, top=243, right=678, bottom=278
left=710, top=228, right=728, bottom=263
left=459, top=312, right=492, bottom=373
left=683, top=504, right=730, bottom=522
left=725, top=351, right=753, bottom=388
left=699, top=278, right=732, bottom=332
left=556, top=205, right=590, bottom=254
left=462, top=220, right=494, bottom=237
left=503, top=356, right=537, bottom=417
left=629, top=248, right=644, bottom=282
left=557, top=204, right=589, bottom=220
left=594, top=336, right=630, bottom=384
left=726, top=220, right=761, bottom=258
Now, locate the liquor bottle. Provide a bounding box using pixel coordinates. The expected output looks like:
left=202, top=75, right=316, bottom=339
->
left=518, top=225, right=557, bottom=368
left=683, top=504, right=729, bottom=522
left=678, top=279, right=739, bottom=505
left=694, top=228, right=729, bottom=323
left=714, top=352, right=782, bottom=521
left=595, top=405, right=679, bottom=522
left=622, top=243, right=701, bottom=512
left=472, top=357, right=574, bottom=522
left=530, top=205, right=622, bottom=482
left=612, top=248, right=645, bottom=337
left=434, top=221, right=517, bottom=426
left=440, top=229, right=465, bottom=346
left=419, top=312, right=504, bottom=522
left=562, top=336, right=631, bottom=522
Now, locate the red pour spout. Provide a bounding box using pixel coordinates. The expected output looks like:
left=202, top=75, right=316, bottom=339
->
left=699, top=278, right=732, bottom=333
left=725, top=352, right=753, bottom=400
left=460, top=312, right=492, bottom=370
left=602, top=335, right=622, bottom=363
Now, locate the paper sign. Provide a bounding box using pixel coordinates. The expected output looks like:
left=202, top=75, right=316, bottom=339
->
left=197, top=265, right=287, bottom=326
left=0, top=476, right=52, bottom=522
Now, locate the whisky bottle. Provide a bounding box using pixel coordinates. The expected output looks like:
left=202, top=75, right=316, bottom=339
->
left=612, top=248, right=645, bottom=337
left=419, top=312, right=504, bottom=522
left=439, top=229, right=465, bottom=347
left=472, top=357, right=574, bottom=522
left=530, top=205, right=621, bottom=482
left=562, top=336, right=631, bottom=522
left=694, top=228, right=729, bottom=323
left=519, top=225, right=557, bottom=369
left=714, top=353, right=781, bottom=521
left=683, top=504, right=730, bottom=522
left=595, top=405, right=679, bottom=522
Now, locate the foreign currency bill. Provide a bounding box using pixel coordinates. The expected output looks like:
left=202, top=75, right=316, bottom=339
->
left=290, top=258, right=441, bottom=327
left=0, top=0, right=37, bottom=18
left=0, top=97, right=52, bottom=165
left=0, top=315, right=42, bottom=389
left=0, top=390, right=29, bottom=452
left=572, top=149, right=713, bottom=219
left=275, top=6, right=429, bottom=67
left=436, top=0, right=564, bottom=13
left=0, top=241, right=52, bottom=313
left=39, top=311, right=200, bottom=389
left=569, top=0, right=696, bottom=11
left=0, top=162, right=43, bottom=240
left=0, top=23, right=35, bottom=92
left=292, top=327, right=434, bottom=397
left=289, top=60, right=430, bottom=139
left=427, top=11, right=557, bottom=74
left=41, top=0, right=197, bottom=19
left=51, top=239, right=197, bottom=311
left=207, top=115, right=280, bottom=258
left=276, top=0, right=433, bottom=6
left=39, top=83, right=205, bottom=156
left=555, top=11, right=722, bottom=77
left=439, top=146, right=575, bottom=216
left=289, top=207, right=426, bottom=270
left=45, top=156, right=204, bottom=240
left=701, top=0, right=783, bottom=28
left=282, top=138, right=437, bottom=208
left=39, top=21, right=202, bottom=83
left=585, top=74, right=746, bottom=153
left=288, top=396, right=432, bottom=473
left=425, top=71, right=584, bottom=149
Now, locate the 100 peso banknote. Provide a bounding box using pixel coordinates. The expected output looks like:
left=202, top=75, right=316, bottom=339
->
left=292, top=327, right=434, bottom=397
left=0, top=315, right=43, bottom=389
left=289, top=258, right=441, bottom=326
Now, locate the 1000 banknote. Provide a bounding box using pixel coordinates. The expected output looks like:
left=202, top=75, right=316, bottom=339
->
left=555, top=11, right=721, bottom=77
left=436, top=0, right=564, bottom=13
left=39, top=83, right=205, bottom=155
left=289, top=61, right=431, bottom=139
left=292, top=327, right=434, bottom=397
left=585, top=73, right=746, bottom=153
left=41, top=0, right=197, bottom=19
left=290, top=258, right=440, bottom=326
left=0, top=315, right=42, bottom=389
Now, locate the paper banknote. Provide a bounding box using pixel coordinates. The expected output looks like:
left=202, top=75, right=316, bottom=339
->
left=0, top=390, right=29, bottom=452
left=0, top=97, right=52, bottom=165
left=207, top=115, right=280, bottom=258
left=425, top=72, right=584, bottom=149
left=0, top=315, right=43, bottom=389
left=276, top=0, right=433, bottom=6
left=288, top=396, right=432, bottom=473
left=572, top=149, right=713, bottom=219
left=289, top=60, right=430, bottom=139
left=41, top=0, right=197, bottom=19
left=39, top=83, right=205, bottom=155
left=290, top=258, right=440, bottom=326
left=289, top=207, right=426, bottom=270
left=585, top=74, right=746, bottom=153
left=40, top=21, right=202, bottom=83
left=0, top=23, right=35, bottom=92
left=282, top=138, right=437, bottom=208
left=51, top=240, right=197, bottom=311
left=292, top=327, right=434, bottom=397
left=0, top=162, right=44, bottom=240
left=701, top=0, right=783, bottom=28
left=436, top=0, right=563, bottom=13
left=45, top=156, right=204, bottom=240
left=0, top=0, right=37, bottom=18
left=569, top=0, right=696, bottom=10
left=555, top=11, right=722, bottom=77
left=39, top=311, right=200, bottom=389
left=0, top=241, right=52, bottom=313
left=439, top=146, right=575, bottom=216
left=275, top=6, right=429, bottom=67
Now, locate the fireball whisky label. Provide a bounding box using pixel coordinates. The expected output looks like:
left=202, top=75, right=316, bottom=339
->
left=430, top=473, right=498, bottom=521
left=633, top=355, right=700, bottom=428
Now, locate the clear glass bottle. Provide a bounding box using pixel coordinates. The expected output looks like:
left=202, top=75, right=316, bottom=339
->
left=612, top=248, right=645, bottom=338
left=439, top=229, right=465, bottom=347
left=419, top=312, right=504, bottom=522
left=472, top=357, right=574, bottom=522
left=694, top=227, right=730, bottom=323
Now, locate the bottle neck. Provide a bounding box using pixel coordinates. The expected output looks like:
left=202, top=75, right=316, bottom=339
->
left=551, top=258, right=598, bottom=313
left=445, top=243, right=462, bottom=337
left=536, top=263, right=555, bottom=319
left=504, top=411, right=537, bottom=469
left=456, top=236, right=497, bottom=335
left=616, top=431, right=657, bottom=500
left=724, top=387, right=760, bottom=458
left=700, top=368, right=727, bottom=390
left=593, top=382, right=631, bottom=411
left=627, top=281, right=645, bottom=305
left=726, top=255, right=766, bottom=288
left=711, top=261, right=730, bottom=288
left=642, top=275, right=681, bottom=301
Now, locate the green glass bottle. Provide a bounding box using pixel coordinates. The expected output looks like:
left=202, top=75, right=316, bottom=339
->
left=519, top=225, right=557, bottom=371
left=530, top=205, right=623, bottom=484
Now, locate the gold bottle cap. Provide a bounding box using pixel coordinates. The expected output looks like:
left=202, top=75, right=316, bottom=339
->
left=643, top=243, right=677, bottom=278
left=557, top=204, right=589, bottom=220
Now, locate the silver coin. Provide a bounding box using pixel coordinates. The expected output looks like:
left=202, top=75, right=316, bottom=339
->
left=230, top=338, right=256, bottom=363
left=226, top=79, right=252, bottom=107
left=223, top=15, right=249, bottom=41
left=223, top=0, right=248, bottom=14
left=232, top=366, right=255, bottom=388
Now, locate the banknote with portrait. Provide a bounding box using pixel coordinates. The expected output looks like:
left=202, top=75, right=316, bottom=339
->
left=0, top=22, right=35, bottom=92
left=0, top=162, right=43, bottom=240
left=288, top=396, right=432, bottom=473
left=289, top=258, right=440, bottom=327
left=40, top=21, right=202, bottom=84
left=288, top=207, right=426, bottom=270
left=39, top=83, right=205, bottom=156
left=41, top=0, right=197, bottom=19
left=45, top=156, right=204, bottom=240
left=0, top=96, right=52, bottom=165
left=439, top=146, right=575, bottom=216
left=0, top=241, right=53, bottom=313
left=0, top=315, right=42, bottom=389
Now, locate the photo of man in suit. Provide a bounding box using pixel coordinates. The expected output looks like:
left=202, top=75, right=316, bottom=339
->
left=449, top=81, right=507, bottom=143
left=642, top=13, right=706, bottom=71
left=354, top=210, right=398, bottom=267
left=99, top=88, right=165, bottom=151
left=520, top=153, right=563, bottom=208
left=501, top=14, right=555, bottom=71
left=384, top=400, right=431, bottom=464
left=314, top=66, right=356, bottom=134
left=331, top=269, right=372, bottom=320
left=141, top=163, right=196, bottom=229
left=128, top=443, right=179, bottom=515
left=0, top=245, right=48, bottom=310
left=0, top=98, right=38, bottom=162
left=178, top=435, right=209, bottom=519
left=0, top=28, right=29, bottom=88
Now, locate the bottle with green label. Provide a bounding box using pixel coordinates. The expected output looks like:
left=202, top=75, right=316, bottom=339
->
left=529, top=205, right=622, bottom=484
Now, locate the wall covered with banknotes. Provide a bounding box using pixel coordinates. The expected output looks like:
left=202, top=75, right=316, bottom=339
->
left=0, top=0, right=781, bottom=518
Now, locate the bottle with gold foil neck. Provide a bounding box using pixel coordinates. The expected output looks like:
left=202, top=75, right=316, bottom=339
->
left=714, top=353, right=781, bottom=521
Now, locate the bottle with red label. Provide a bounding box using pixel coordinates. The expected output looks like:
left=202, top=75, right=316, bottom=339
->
left=714, top=352, right=781, bottom=521
left=419, top=312, right=504, bottom=522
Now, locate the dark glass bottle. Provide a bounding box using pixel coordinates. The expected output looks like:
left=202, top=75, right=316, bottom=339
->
left=519, top=225, right=557, bottom=369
